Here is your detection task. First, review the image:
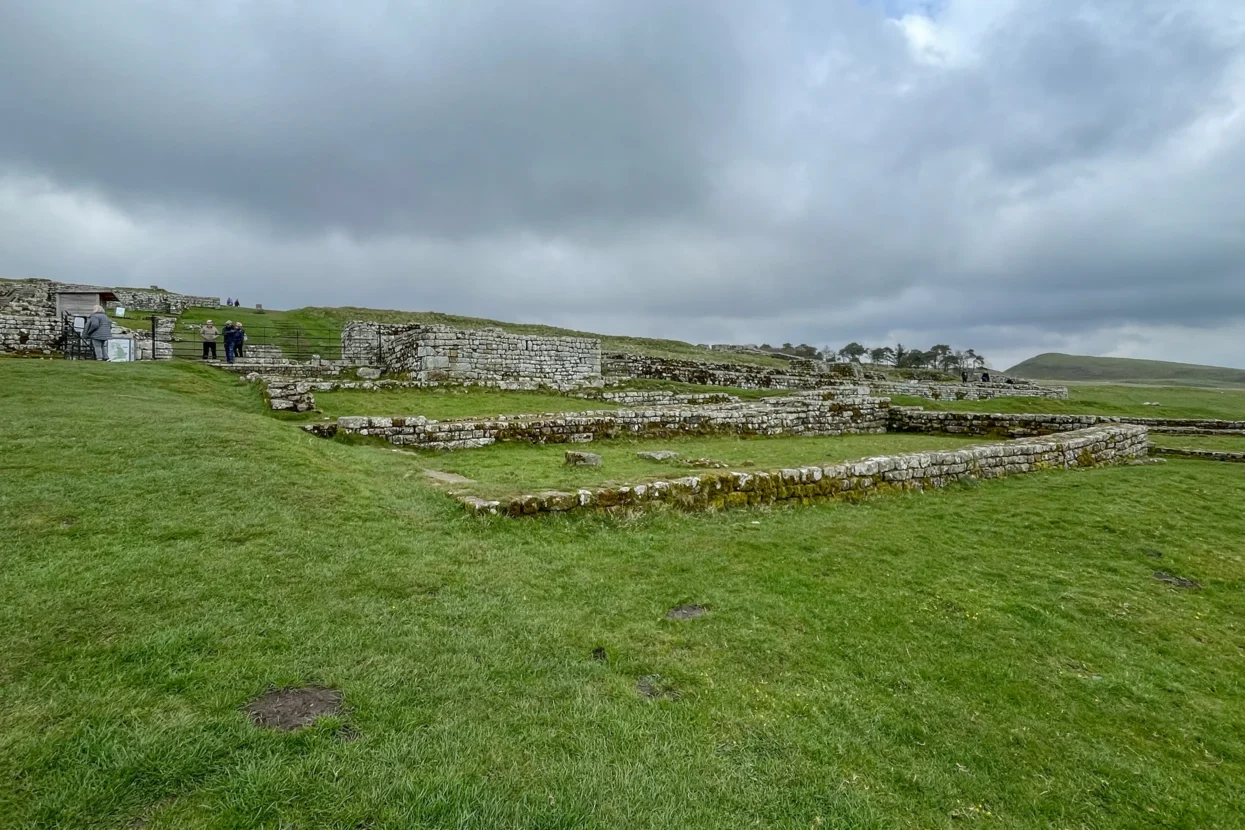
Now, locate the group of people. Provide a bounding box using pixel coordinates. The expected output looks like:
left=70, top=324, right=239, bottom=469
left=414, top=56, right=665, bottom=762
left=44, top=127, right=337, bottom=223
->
left=224, top=297, right=243, bottom=307
left=200, top=319, right=246, bottom=363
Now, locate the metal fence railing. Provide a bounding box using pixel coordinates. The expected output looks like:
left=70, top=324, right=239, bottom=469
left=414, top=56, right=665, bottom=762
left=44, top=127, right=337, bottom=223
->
left=162, top=322, right=348, bottom=362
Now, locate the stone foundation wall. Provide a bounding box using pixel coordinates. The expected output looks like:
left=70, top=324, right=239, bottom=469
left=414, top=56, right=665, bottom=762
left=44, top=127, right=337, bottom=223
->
left=890, top=408, right=1245, bottom=437
left=314, top=394, right=890, bottom=450
left=571, top=389, right=743, bottom=406
left=342, top=322, right=602, bottom=390
left=866, top=380, right=1067, bottom=401
left=1150, top=446, right=1245, bottom=462
left=602, top=352, right=855, bottom=390
left=0, top=314, right=60, bottom=355
left=458, top=424, right=1150, bottom=516
left=108, top=289, right=219, bottom=314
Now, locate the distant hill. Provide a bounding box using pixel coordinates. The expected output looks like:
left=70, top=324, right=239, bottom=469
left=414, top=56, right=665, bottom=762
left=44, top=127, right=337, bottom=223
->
left=1007, top=353, right=1245, bottom=387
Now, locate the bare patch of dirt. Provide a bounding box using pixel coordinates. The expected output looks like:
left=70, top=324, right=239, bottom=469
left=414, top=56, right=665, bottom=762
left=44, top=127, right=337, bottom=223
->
left=665, top=604, right=708, bottom=621
left=636, top=674, right=678, bottom=700
left=1154, top=572, right=1202, bottom=590
left=591, top=647, right=608, bottom=662
left=245, top=686, right=343, bottom=731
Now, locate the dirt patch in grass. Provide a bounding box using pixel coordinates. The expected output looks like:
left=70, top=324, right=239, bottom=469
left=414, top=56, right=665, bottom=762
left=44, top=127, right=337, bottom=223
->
left=245, top=686, right=343, bottom=730
left=1154, top=572, right=1202, bottom=590
left=591, top=646, right=608, bottom=661
left=636, top=674, right=678, bottom=700
left=665, top=604, right=708, bottom=621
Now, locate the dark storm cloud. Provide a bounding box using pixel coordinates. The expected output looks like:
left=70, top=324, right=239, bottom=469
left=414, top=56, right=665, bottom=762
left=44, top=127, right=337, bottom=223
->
left=0, top=0, right=1243, bottom=367
left=0, top=0, right=759, bottom=236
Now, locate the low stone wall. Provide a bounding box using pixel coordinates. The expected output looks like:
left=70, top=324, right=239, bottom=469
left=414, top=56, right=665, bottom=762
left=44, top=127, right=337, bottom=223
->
left=342, top=322, right=602, bottom=389
left=457, top=424, right=1149, bottom=516
left=312, top=394, right=890, bottom=450
left=571, top=389, right=743, bottom=406
left=602, top=352, right=859, bottom=390
left=866, top=380, right=1067, bottom=401
left=1150, top=446, right=1245, bottom=462
left=0, top=314, right=60, bottom=355
left=890, top=408, right=1245, bottom=437
left=108, top=289, right=219, bottom=314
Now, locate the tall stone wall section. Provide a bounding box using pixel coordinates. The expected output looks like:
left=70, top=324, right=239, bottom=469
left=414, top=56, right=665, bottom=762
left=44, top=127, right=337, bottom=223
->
left=457, top=424, right=1149, bottom=517
left=0, top=314, right=61, bottom=355
left=342, top=322, right=602, bottom=390
left=602, top=352, right=851, bottom=390
left=313, top=393, right=889, bottom=450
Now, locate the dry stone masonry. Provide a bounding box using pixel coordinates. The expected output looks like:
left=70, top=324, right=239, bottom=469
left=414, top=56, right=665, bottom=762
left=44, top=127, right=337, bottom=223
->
left=456, top=424, right=1149, bottom=517
left=603, top=352, right=856, bottom=390
left=342, top=322, right=602, bottom=390
left=866, top=379, right=1067, bottom=401
left=890, top=408, right=1245, bottom=437
left=309, top=391, right=890, bottom=450
left=108, top=288, right=219, bottom=314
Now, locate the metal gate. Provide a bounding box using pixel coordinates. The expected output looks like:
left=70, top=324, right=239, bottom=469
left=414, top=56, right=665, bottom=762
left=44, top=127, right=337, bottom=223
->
left=164, top=321, right=346, bottom=362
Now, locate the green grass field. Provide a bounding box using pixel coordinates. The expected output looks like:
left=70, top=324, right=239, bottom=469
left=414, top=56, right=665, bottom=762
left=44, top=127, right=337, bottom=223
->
left=314, top=387, right=622, bottom=420
left=893, top=383, right=1245, bottom=420
left=405, top=433, right=992, bottom=500
left=1006, top=352, right=1245, bottom=388
left=4, top=360, right=1245, bottom=828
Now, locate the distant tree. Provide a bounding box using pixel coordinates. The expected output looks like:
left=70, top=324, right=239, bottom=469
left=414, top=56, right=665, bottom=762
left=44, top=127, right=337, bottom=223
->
left=838, top=342, right=867, bottom=363
left=928, top=344, right=953, bottom=369
left=870, top=346, right=895, bottom=365
left=900, top=349, right=932, bottom=368
left=893, top=343, right=909, bottom=367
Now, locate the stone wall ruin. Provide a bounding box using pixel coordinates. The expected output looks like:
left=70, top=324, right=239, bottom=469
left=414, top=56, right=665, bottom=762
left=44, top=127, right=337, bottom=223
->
left=341, top=322, right=602, bottom=390
left=456, top=424, right=1150, bottom=517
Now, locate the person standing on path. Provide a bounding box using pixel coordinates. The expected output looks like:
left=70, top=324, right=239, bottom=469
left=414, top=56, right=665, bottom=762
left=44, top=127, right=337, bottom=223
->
left=223, top=321, right=236, bottom=363
left=81, top=305, right=112, bottom=361
left=201, top=320, right=219, bottom=360
left=233, top=321, right=246, bottom=359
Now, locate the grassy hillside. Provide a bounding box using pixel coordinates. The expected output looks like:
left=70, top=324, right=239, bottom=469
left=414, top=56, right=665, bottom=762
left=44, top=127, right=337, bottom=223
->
left=172, top=305, right=789, bottom=367
left=4, top=361, right=1245, bottom=827
left=1008, top=352, right=1245, bottom=387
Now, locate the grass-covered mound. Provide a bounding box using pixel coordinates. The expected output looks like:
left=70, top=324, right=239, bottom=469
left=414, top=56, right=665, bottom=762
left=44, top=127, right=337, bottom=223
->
left=1007, top=352, right=1245, bottom=388
left=3, top=360, right=1245, bottom=828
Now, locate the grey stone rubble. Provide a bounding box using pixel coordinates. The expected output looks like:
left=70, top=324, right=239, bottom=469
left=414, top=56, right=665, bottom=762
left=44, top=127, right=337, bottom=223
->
left=306, top=392, right=890, bottom=450
left=637, top=451, right=680, bottom=461
left=457, top=424, right=1149, bottom=517
left=565, top=451, right=603, bottom=467
left=341, top=322, right=602, bottom=390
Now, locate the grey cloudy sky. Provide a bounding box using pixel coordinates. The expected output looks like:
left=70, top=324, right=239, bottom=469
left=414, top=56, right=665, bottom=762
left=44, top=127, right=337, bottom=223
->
left=2, top=0, right=1243, bottom=368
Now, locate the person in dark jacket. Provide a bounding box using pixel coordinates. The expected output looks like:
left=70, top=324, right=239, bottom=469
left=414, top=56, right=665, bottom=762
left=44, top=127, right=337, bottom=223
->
left=81, top=305, right=112, bottom=361
left=223, top=321, right=237, bottom=363
left=233, top=321, right=246, bottom=359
